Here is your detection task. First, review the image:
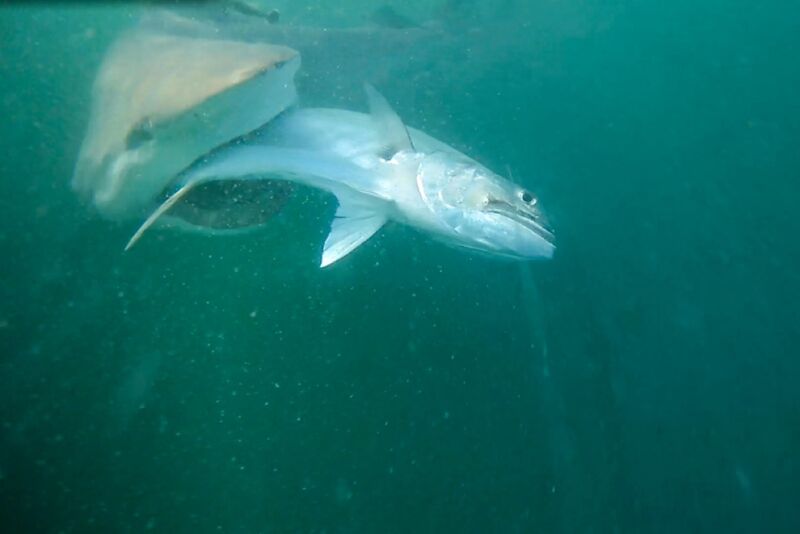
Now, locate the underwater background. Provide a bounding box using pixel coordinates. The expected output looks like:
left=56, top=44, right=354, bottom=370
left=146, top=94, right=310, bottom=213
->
left=1, top=1, right=799, bottom=532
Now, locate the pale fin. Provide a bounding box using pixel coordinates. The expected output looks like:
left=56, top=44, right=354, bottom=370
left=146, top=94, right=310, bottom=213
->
left=124, top=181, right=199, bottom=251
left=364, top=83, right=415, bottom=156
left=321, top=201, right=386, bottom=268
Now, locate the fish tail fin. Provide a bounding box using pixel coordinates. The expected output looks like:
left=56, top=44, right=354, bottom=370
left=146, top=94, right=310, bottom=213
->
left=124, top=181, right=198, bottom=251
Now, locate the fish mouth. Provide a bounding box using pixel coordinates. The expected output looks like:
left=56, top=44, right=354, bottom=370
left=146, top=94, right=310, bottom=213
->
left=487, top=201, right=555, bottom=244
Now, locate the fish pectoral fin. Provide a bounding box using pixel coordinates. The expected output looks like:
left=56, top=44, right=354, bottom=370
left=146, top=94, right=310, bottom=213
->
left=321, top=203, right=386, bottom=268
left=124, top=181, right=198, bottom=251
left=364, top=83, right=415, bottom=156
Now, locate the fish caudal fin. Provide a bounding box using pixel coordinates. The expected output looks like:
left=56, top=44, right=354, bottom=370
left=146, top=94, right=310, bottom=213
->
left=124, top=181, right=199, bottom=251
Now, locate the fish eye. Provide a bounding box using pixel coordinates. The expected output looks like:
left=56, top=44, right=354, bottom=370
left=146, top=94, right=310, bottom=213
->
left=519, top=190, right=535, bottom=204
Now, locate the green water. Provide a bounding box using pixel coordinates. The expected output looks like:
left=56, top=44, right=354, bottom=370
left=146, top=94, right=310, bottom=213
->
left=1, top=1, right=799, bottom=532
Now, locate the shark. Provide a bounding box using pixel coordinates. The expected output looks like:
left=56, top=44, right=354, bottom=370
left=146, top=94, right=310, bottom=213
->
left=126, top=84, right=555, bottom=267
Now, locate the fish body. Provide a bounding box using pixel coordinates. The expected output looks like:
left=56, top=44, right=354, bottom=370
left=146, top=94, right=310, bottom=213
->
left=129, top=86, right=555, bottom=266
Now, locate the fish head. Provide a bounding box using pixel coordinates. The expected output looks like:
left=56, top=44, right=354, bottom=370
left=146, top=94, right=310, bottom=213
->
left=416, top=152, right=555, bottom=260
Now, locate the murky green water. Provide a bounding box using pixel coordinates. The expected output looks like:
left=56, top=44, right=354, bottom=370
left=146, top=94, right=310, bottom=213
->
left=1, top=1, right=799, bottom=532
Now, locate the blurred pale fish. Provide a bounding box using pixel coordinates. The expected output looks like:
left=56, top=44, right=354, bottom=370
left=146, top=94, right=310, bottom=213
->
left=112, top=351, right=163, bottom=427
left=73, top=21, right=300, bottom=228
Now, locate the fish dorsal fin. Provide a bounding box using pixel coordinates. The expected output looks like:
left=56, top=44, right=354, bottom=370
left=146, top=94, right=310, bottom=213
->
left=321, top=198, right=386, bottom=268
left=364, top=83, right=415, bottom=157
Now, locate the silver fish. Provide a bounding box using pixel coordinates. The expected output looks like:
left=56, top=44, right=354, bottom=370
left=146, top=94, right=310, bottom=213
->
left=127, top=85, right=555, bottom=266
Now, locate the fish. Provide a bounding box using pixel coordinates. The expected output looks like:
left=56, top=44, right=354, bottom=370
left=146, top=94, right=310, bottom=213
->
left=127, top=85, right=555, bottom=267
left=368, top=5, right=419, bottom=29
left=72, top=25, right=300, bottom=225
